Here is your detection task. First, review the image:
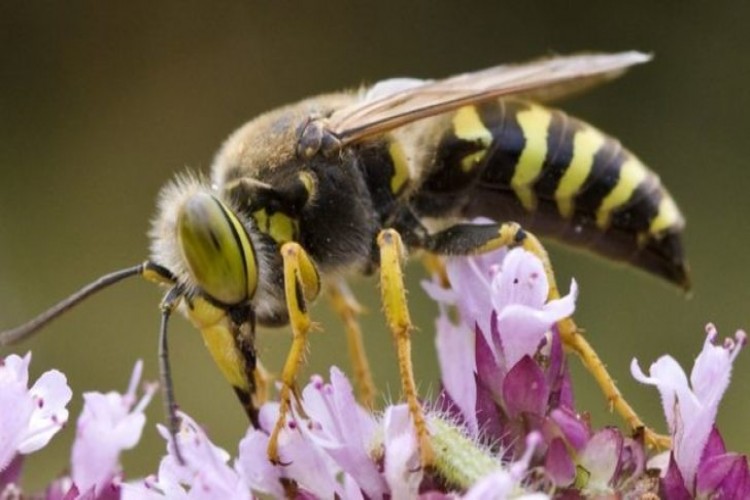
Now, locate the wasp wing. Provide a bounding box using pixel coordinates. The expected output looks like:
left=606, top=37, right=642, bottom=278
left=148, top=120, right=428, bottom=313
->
left=328, top=51, right=651, bottom=146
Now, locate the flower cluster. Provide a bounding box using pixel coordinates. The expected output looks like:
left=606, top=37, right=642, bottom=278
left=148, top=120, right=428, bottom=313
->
left=1, top=247, right=748, bottom=499
left=425, top=248, right=648, bottom=496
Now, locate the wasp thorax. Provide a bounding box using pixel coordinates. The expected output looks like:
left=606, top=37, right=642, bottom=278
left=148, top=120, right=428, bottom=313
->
left=176, top=191, right=258, bottom=306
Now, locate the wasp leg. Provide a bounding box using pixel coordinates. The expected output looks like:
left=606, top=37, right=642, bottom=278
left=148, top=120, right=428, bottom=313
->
left=418, top=221, right=670, bottom=450
left=378, top=229, right=434, bottom=467
left=558, top=317, right=671, bottom=450
left=327, top=279, right=377, bottom=409
left=253, top=360, right=272, bottom=407
left=267, top=242, right=321, bottom=464
left=421, top=253, right=449, bottom=288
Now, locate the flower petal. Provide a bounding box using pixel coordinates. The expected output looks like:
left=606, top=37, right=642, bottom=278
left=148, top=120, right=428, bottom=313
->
left=157, top=413, right=249, bottom=499
left=435, top=310, right=478, bottom=436
left=72, top=361, right=155, bottom=496
left=578, top=428, right=622, bottom=493
left=661, top=454, right=692, bottom=500
left=299, top=368, right=387, bottom=499
left=502, top=356, right=548, bottom=418
left=0, top=353, right=71, bottom=470
left=545, top=437, right=575, bottom=487
left=491, top=248, right=548, bottom=312
left=548, top=408, right=589, bottom=452
left=630, top=355, right=691, bottom=434
left=495, top=280, right=576, bottom=369
left=236, top=430, right=284, bottom=498
left=696, top=452, right=750, bottom=499
left=383, top=405, right=422, bottom=499
left=255, top=403, right=345, bottom=498
left=19, top=368, right=71, bottom=454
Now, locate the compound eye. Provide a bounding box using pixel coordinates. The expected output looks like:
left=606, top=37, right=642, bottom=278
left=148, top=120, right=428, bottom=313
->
left=177, top=192, right=258, bottom=306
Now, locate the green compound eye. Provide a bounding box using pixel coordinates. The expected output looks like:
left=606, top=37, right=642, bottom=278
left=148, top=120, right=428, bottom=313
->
left=177, top=192, right=258, bottom=306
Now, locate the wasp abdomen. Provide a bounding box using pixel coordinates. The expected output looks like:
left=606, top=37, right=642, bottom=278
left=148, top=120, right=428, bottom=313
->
left=414, top=99, right=689, bottom=288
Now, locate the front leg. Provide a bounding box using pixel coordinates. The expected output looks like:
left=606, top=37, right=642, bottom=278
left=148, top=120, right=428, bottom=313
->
left=267, top=242, right=321, bottom=464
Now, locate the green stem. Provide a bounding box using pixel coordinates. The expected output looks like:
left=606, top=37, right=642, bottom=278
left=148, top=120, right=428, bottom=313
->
left=430, top=416, right=501, bottom=488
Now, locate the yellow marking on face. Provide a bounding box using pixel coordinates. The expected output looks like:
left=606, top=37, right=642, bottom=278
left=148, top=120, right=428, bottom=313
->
left=453, top=106, right=492, bottom=172
left=298, top=171, right=317, bottom=200
left=185, top=298, right=248, bottom=391
left=650, top=195, right=682, bottom=234
left=268, top=212, right=296, bottom=243
left=555, top=127, right=606, bottom=218
left=253, top=209, right=269, bottom=231
left=596, top=158, right=648, bottom=228
left=388, top=140, right=410, bottom=194
left=512, top=105, right=552, bottom=211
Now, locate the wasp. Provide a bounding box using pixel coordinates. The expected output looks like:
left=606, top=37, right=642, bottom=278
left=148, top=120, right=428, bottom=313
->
left=0, top=52, right=687, bottom=465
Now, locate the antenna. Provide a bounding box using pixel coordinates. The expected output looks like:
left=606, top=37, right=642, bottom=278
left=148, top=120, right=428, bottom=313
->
left=0, top=263, right=146, bottom=345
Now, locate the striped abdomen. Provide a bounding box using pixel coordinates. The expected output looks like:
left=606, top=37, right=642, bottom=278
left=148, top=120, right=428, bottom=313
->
left=413, top=99, right=689, bottom=289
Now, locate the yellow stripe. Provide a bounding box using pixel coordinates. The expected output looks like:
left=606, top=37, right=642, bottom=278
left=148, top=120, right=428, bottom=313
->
left=388, top=140, right=410, bottom=194
left=453, top=106, right=492, bottom=172
left=595, top=157, right=648, bottom=228
left=555, top=127, right=605, bottom=218
left=511, top=105, right=551, bottom=211
left=460, top=150, right=488, bottom=172
left=650, top=195, right=682, bottom=234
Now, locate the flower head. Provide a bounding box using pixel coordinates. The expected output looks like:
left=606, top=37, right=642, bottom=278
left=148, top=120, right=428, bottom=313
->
left=425, top=247, right=577, bottom=439
left=632, top=324, right=748, bottom=495
left=0, top=352, right=72, bottom=474
left=123, top=412, right=250, bottom=500
left=71, top=359, right=157, bottom=497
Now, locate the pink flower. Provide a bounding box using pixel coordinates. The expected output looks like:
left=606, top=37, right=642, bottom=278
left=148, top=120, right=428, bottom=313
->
left=70, top=360, right=157, bottom=497
left=236, top=367, right=383, bottom=498
left=250, top=401, right=348, bottom=498
left=632, top=324, right=748, bottom=495
left=123, top=412, right=250, bottom=500
left=0, top=353, right=72, bottom=474
left=298, top=368, right=387, bottom=498
left=425, top=247, right=577, bottom=437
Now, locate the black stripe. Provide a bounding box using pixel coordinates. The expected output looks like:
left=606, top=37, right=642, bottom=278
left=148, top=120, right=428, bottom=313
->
left=356, top=139, right=399, bottom=221
left=533, top=109, right=576, bottom=199
left=573, top=137, right=624, bottom=214
left=609, top=174, right=662, bottom=234
left=478, top=99, right=528, bottom=187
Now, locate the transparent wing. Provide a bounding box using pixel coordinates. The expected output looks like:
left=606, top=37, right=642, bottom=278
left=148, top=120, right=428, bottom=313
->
left=328, top=51, right=651, bottom=145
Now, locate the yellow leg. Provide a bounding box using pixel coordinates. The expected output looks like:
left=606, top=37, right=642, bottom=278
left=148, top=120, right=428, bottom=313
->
left=378, top=229, right=434, bottom=467
left=327, top=280, right=377, bottom=409
left=267, top=242, right=321, bottom=464
left=253, top=360, right=272, bottom=407
left=508, top=229, right=671, bottom=450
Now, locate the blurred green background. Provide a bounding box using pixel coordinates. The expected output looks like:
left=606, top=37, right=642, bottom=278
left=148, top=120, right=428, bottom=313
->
left=2, top=2, right=749, bottom=491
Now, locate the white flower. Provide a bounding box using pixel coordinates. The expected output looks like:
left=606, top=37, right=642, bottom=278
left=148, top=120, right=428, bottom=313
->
left=631, top=324, right=746, bottom=488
